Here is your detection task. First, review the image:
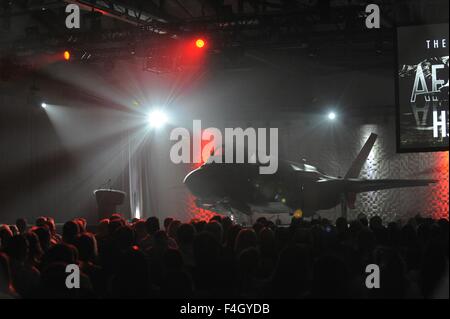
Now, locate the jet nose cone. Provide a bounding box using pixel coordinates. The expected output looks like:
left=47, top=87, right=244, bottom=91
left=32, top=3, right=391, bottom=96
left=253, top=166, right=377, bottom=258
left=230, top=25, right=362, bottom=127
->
left=183, top=168, right=205, bottom=197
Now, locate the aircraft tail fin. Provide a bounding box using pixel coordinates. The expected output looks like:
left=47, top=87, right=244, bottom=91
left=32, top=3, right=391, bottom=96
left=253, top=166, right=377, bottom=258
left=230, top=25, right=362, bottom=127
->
left=344, top=133, right=378, bottom=179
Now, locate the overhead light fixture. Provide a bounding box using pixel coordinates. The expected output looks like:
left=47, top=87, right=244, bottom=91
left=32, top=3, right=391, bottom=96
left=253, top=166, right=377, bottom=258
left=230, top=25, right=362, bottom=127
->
left=63, top=50, right=71, bottom=61
left=328, top=112, right=336, bottom=120
left=195, top=38, right=206, bottom=49
left=147, top=109, right=168, bottom=128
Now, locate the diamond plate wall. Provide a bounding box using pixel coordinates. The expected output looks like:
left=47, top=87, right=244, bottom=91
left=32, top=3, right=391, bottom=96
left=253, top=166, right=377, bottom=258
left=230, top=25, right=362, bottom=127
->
left=276, top=118, right=449, bottom=222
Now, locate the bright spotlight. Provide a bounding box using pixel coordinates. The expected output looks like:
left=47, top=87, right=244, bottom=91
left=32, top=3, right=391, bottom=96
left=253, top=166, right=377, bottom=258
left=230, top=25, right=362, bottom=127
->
left=63, top=50, right=71, bottom=61
left=328, top=112, right=336, bottom=120
left=147, top=110, right=168, bottom=128
left=41, top=102, right=47, bottom=108
left=195, top=38, right=206, bottom=49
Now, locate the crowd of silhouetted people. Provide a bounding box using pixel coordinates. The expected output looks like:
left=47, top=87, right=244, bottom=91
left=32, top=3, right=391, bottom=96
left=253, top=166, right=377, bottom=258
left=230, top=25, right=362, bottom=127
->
left=0, top=212, right=448, bottom=299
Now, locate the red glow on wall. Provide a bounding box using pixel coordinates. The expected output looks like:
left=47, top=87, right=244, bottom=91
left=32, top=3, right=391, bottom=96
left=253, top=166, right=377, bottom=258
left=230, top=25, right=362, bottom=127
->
left=186, top=195, right=218, bottom=222
left=433, top=151, right=449, bottom=220
left=178, top=37, right=208, bottom=69
left=186, top=129, right=219, bottom=221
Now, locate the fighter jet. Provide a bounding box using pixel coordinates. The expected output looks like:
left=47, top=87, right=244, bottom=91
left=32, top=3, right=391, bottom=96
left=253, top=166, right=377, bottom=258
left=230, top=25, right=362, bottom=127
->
left=183, top=133, right=436, bottom=217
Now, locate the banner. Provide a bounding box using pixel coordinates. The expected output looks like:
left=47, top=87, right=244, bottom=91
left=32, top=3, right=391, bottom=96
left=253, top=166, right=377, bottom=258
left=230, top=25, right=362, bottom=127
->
left=396, top=23, right=449, bottom=152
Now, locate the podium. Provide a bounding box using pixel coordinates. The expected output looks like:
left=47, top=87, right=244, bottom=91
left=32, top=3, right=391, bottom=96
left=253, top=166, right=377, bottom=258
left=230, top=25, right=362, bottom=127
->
left=94, top=189, right=126, bottom=220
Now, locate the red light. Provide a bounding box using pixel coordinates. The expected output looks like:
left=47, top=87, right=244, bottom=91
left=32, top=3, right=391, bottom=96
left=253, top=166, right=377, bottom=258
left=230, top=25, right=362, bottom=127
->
left=195, top=39, right=205, bottom=49
left=63, top=51, right=71, bottom=61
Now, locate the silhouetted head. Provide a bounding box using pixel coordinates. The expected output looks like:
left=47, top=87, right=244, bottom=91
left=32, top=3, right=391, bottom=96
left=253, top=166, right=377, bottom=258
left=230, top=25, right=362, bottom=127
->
left=348, top=219, right=364, bottom=237
left=237, top=247, right=260, bottom=277
left=357, top=213, right=369, bottom=227
left=192, top=220, right=206, bottom=233
left=35, top=216, right=48, bottom=227
left=134, top=220, right=148, bottom=240
left=205, top=220, right=223, bottom=244
left=193, top=231, right=220, bottom=266
left=256, top=217, right=268, bottom=225
left=252, top=222, right=265, bottom=237
left=108, top=219, right=124, bottom=235
left=153, top=230, right=169, bottom=250
left=110, top=213, right=123, bottom=221
left=32, top=226, right=51, bottom=252
left=226, top=224, right=242, bottom=250
left=15, top=218, right=27, bottom=234
left=97, top=219, right=110, bottom=238
left=74, top=218, right=87, bottom=233
left=41, top=243, right=78, bottom=271
left=9, top=225, right=19, bottom=236
left=177, top=223, right=196, bottom=246
left=164, top=217, right=174, bottom=231
left=259, top=227, right=276, bottom=256
left=369, top=215, right=383, bottom=230
left=45, top=217, right=57, bottom=235
left=336, top=217, right=348, bottom=234
left=0, top=252, right=13, bottom=294
left=62, top=221, right=80, bottom=245
left=4, top=235, right=29, bottom=262
left=25, top=231, right=43, bottom=261
left=146, top=217, right=160, bottom=235
left=234, top=228, right=257, bottom=255
left=167, top=220, right=182, bottom=241
left=75, top=232, right=98, bottom=262
left=0, top=225, right=13, bottom=250
left=113, top=225, right=135, bottom=251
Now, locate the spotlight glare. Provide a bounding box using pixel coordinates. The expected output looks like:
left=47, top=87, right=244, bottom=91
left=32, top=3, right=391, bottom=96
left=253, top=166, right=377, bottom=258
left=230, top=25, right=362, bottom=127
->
left=328, top=112, right=336, bottom=120
left=195, top=38, right=205, bottom=49
left=63, top=50, right=71, bottom=61
left=147, top=110, right=168, bottom=128
left=41, top=102, right=47, bottom=108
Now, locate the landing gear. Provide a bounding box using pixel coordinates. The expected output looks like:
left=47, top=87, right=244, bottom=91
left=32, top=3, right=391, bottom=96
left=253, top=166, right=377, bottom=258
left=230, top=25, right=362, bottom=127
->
left=340, top=193, right=348, bottom=219
left=224, top=203, right=248, bottom=226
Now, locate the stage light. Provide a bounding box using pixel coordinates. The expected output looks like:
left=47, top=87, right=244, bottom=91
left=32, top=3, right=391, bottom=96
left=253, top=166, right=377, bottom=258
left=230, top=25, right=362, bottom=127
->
left=147, top=110, right=168, bottom=128
left=41, top=102, right=47, bottom=108
left=328, top=112, right=336, bottom=120
left=63, top=50, right=71, bottom=61
left=195, top=38, right=205, bottom=49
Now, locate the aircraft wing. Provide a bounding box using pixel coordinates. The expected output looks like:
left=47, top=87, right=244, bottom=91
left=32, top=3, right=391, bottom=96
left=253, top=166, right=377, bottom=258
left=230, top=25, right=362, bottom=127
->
left=345, top=178, right=437, bottom=193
